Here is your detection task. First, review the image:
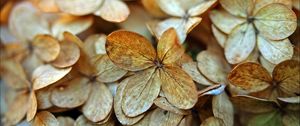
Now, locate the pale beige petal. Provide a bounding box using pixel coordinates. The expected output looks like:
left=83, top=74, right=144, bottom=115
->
left=26, top=91, right=37, bottom=121
left=182, top=62, right=214, bottom=86
left=149, top=108, right=183, bottom=126
left=122, top=67, right=161, bottom=117
left=212, top=92, right=234, bottom=126
left=219, top=0, right=253, bottom=17
left=259, top=56, right=276, bottom=74
left=254, top=3, right=297, bottom=40
left=74, top=115, right=99, bottom=126
left=211, top=25, right=227, bottom=48
left=55, top=0, right=103, bottom=15
left=155, top=0, right=185, bottom=16
left=32, top=111, right=59, bottom=126
left=32, top=65, right=72, bottom=90
left=188, top=0, right=217, bottom=16
left=57, top=116, right=75, bottom=126
left=51, top=40, right=80, bottom=68
left=200, top=117, right=225, bottom=126
left=32, top=34, right=60, bottom=62
left=36, top=86, right=53, bottom=109
left=253, top=0, right=293, bottom=14
left=114, top=78, right=144, bottom=125
left=209, top=9, right=245, bottom=34
left=83, top=82, right=113, bottom=122
left=154, top=97, right=191, bottom=115
left=230, top=95, right=276, bottom=113
left=257, top=36, right=293, bottom=64
left=225, top=24, right=256, bottom=64
left=94, top=0, right=129, bottom=22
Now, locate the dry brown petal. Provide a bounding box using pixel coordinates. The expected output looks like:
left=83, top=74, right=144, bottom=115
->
left=51, top=41, right=80, bottom=68
left=157, top=28, right=184, bottom=64
left=212, top=92, right=234, bottom=126
left=230, top=95, right=276, bottom=113
left=257, top=36, right=293, bottom=64
left=36, top=86, right=53, bottom=109
left=228, top=62, right=272, bottom=93
left=259, top=56, right=276, bottom=74
left=114, top=77, right=144, bottom=125
left=83, top=81, right=113, bottom=122
left=253, top=0, right=293, bottom=14
left=155, top=0, right=185, bottom=16
left=148, top=17, right=201, bottom=43
left=219, top=0, right=253, bottom=17
left=74, top=115, right=99, bottom=126
left=84, top=34, right=106, bottom=57
left=27, top=91, right=38, bottom=121
left=209, top=9, right=245, bottom=34
left=160, top=65, right=198, bottom=109
left=94, top=0, right=130, bottom=22
left=32, top=34, right=60, bottom=62
left=182, top=62, right=214, bottom=86
left=32, top=0, right=60, bottom=13
left=95, top=55, right=127, bottom=83
left=149, top=108, right=183, bottom=126
left=254, top=3, right=297, bottom=40
left=0, top=59, right=30, bottom=89
left=273, top=60, right=300, bottom=96
left=197, top=50, right=230, bottom=83
left=51, top=15, right=93, bottom=40
left=187, top=0, right=217, bottom=16
left=211, top=25, right=227, bottom=48
left=0, top=1, right=14, bottom=24
left=225, top=24, right=256, bottom=64
left=141, top=0, right=167, bottom=17
left=51, top=77, right=90, bottom=108
left=9, top=1, right=49, bottom=41
left=200, top=117, right=225, bottom=126
left=154, top=97, right=191, bottom=115
left=122, top=67, right=161, bottom=117
left=32, top=64, right=72, bottom=90
left=3, top=92, right=29, bottom=125
left=57, top=116, right=75, bottom=126
left=55, top=0, right=103, bottom=15
left=106, top=30, right=156, bottom=71
left=282, top=111, right=300, bottom=126
left=32, top=111, right=59, bottom=126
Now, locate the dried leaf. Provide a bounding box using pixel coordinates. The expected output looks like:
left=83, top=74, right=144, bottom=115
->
left=95, top=55, right=127, bottom=83
left=149, top=108, right=183, bottom=126
left=51, top=41, right=80, bottom=68
left=197, top=50, right=229, bottom=83
left=32, top=111, right=59, bottom=126
left=106, top=30, right=156, bottom=71
left=122, top=67, right=161, bottom=117
left=247, top=110, right=282, bottom=126
left=200, top=117, right=225, bottom=126
left=219, top=0, right=253, bottom=17
left=82, top=82, right=113, bottom=122
left=228, top=62, right=272, bottom=93
left=114, top=78, right=144, bottom=125
left=51, top=77, right=90, bottom=108
left=212, top=92, right=234, bottom=126
left=160, top=65, right=198, bottom=109
left=32, top=34, right=60, bottom=62
left=51, top=15, right=93, bottom=40
left=231, top=95, right=276, bottom=113
left=225, top=24, right=256, bottom=64
left=257, top=36, right=293, bottom=64
left=32, top=64, right=72, bottom=90
left=55, top=0, right=103, bottom=15
left=273, top=60, right=300, bottom=96
left=282, top=111, right=300, bottom=126
left=154, top=97, right=191, bottom=115
left=94, top=0, right=130, bottom=22
left=157, top=28, right=184, bottom=64
left=182, top=62, right=214, bottom=86
left=254, top=3, right=297, bottom=40
left=27, top=91, right=37, bottom=121
left=209, top=9, right=245, bottom=34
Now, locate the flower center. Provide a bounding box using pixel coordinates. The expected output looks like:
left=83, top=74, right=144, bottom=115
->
left=247, top=16, right=255, bottom=23
left=154, top=59, right=163, bottom=68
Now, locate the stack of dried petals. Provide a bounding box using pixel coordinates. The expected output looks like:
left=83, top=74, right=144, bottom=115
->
left=0, top=0, right=299, bottom=126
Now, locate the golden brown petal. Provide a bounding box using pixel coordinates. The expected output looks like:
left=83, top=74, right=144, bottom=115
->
left=32, top=111, right=59, bottom=126
left=32, top=34, right=60, bottom=62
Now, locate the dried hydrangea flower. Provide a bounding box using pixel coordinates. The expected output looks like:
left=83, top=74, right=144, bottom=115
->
left=210, top=0, right=297, bottom=64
